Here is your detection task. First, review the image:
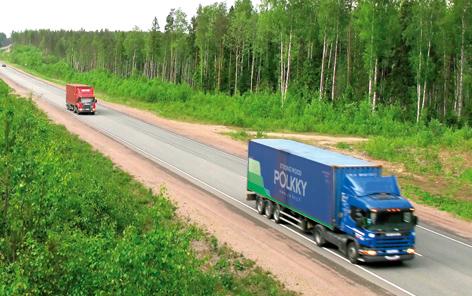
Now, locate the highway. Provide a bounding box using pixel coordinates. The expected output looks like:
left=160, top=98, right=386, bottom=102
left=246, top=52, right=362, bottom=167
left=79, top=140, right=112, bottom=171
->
left=1, top=64, right=472, bottom=296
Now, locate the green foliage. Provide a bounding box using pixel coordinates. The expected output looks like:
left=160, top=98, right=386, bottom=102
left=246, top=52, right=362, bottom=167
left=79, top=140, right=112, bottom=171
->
left=460, top=168, right=472, bottom=184
left=9, top=0, right=472, bottom=124
left=0, top=80, right=294, bottom=295
left=8, top=45, right=472, bottom=143
left=403, top=184, right=472, bottom=221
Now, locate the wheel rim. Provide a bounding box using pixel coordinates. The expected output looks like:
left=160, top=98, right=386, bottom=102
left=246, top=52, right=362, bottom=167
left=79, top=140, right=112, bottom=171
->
left=265, top=202, right=273, bottom=217
left=257, top=199, right=264, bottom=213
left=315, top=230, right=321, bottom=245
left=274, top=207, right=280, bottom=220
left=348, top=245, right=356, bottom=260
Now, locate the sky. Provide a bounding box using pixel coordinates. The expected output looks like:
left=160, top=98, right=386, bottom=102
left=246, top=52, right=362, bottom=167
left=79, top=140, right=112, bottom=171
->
left=0, top=0, right=260, bottom=37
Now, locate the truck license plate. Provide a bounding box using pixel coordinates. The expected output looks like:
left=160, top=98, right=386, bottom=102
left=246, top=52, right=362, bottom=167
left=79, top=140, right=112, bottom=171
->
left=386, top=250, right=399, bottom=254
left=386, top=232, right=401, bottom=237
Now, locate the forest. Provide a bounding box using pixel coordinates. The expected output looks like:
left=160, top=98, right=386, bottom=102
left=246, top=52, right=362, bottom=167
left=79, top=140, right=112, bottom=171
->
left=10, top=0, right=472, bottom=125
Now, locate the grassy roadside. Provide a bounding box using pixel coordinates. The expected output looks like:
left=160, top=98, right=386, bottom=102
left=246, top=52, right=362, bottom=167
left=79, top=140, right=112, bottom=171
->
left=1, top=46, right=471, bottom=221
left=0, top=80, right=295, bottom=295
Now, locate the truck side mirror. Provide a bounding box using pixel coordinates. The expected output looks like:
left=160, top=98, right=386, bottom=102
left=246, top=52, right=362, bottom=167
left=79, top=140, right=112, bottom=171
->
left=413, top=216, right=418, bottom=225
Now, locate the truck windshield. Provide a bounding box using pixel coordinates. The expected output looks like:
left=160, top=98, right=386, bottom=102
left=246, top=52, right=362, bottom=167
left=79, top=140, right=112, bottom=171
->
left=366, top=211, right=414, bottom=231
left=81, top=98, right=95, bottom=103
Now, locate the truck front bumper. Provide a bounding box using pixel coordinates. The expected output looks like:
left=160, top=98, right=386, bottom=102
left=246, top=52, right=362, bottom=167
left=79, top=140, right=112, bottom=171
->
left=359, top=254, right=415, bottom=263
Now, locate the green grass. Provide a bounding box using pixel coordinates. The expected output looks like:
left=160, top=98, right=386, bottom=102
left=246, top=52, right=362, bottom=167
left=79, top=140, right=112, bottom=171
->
left=225, top=130, right=267, bottom=142
left=403, top=184, right=472, bottom=221
left=2, top=45, right=471, bottom=221
left=0, top=80, right=295, bottom=295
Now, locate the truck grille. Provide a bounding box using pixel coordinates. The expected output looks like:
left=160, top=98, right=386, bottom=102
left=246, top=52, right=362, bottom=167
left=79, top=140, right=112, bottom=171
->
left=374, top=236, right=412, bottom=249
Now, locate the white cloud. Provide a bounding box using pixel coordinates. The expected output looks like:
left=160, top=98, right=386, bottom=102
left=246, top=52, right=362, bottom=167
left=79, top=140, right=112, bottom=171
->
left=0, top=0, right=260, bottom=37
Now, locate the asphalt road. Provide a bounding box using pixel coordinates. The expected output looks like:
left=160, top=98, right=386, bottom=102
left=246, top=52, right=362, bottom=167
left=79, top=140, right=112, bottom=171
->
left=1, top=64, right=472, bottom=296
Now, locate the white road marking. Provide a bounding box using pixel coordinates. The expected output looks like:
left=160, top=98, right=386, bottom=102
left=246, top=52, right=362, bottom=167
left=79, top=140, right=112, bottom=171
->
left=276, top=224, right=416, bottom=296
left=417, top=225, right=472, bottom=249
left=321, top=247, right=417, bottom=296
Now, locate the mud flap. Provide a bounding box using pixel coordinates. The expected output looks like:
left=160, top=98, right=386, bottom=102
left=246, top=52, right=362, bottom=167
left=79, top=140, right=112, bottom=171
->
left=246, top=191, right=256, bottom=201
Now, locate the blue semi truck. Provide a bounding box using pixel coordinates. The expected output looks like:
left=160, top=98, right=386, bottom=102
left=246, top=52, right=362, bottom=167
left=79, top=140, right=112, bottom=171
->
left=247, top=139, right=417, bottom=264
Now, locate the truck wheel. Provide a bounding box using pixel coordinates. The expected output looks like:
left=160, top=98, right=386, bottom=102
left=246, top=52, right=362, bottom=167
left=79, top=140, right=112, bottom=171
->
left=273, top=204, right=283, bottom=224
left=265, top=201, right=274, bottom=219
left=256, top=197, right=265, bottom=215
left=314, top=225, right=326, bottom=247
left=347, top=242, right=359, bottom=264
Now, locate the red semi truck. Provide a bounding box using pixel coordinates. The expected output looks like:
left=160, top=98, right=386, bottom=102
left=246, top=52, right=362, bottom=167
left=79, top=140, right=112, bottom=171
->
left=66, top=84, right=97, bottom=115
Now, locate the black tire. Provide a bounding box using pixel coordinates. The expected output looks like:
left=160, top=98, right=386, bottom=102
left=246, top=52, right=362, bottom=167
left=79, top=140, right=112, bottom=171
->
left=265, top=200, right=274, bottom=219
left=256, top=196, right=265, bottom=215
left=314, top=225, right=326, bottom=247
left=74, top=106, right=77, bottom=114
left=273, top=204, right=283, bottom=224
left=347, top=241, right=359, bottom=264
left=91, top=112, right=95, bottom=115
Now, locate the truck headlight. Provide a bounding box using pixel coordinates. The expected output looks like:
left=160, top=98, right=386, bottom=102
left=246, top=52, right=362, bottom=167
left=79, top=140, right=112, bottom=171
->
left=368, top=233, right=375, bottom=238
left=360, top=250, right=377, bottom=256
left=406, top=248, right=415, bottom=254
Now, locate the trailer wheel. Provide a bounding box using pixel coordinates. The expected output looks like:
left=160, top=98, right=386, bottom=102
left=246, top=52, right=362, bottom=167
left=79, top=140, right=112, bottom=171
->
left=265, top=201, right=274, bottom=219
left=256, top=196, right=265, bottom=215
left=347, top=241, right=359, bottom=264
left=273, top=204, right=282, bottom=224
left=314, top=225, right=326, bottom=247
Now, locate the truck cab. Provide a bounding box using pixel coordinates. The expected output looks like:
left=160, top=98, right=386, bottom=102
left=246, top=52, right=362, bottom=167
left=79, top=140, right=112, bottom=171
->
left=66, top=84, right=97, bottom=115
left=339, top=175, right=417, bottom=263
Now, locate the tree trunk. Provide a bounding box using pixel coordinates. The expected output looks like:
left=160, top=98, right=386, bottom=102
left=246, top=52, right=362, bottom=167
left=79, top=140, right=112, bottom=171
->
left=234, top=46, right=240, bottom=95
left=319, top=33, right=327, bottom=99
left=283, top=31, right=293, bottom=106
left=325, top=41, right=333, bottom=98
left=372, top=57, right=378, bottom=112
left=280, top=35, right=285, bottom=97
left=256, top=57, right=262, bottom=93
left=458, top=11, right=465, bottom=119
left=443, top=52, right=448, bottom=119
left=347, top=21, right=352, bottom=88
left=250, top=49, right=256, bottom=92
left=416, top=52, right=423, bottom=123
left=331, top=32, right=339, bottom=102
left=422, top=39, right=431, bottom=111
left=217, top=42, right=224, bottom=92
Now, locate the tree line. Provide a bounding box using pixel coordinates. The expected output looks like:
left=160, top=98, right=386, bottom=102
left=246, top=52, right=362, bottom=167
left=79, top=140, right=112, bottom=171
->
left=11, top=0, right=472, bottom=125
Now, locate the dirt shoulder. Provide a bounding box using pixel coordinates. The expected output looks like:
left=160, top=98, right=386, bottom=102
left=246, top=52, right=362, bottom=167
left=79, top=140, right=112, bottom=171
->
left=0, top=73, right=385, bottom=295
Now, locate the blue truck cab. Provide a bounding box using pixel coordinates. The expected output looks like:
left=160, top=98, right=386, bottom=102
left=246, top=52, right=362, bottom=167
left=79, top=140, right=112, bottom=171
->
left=339, top=175, right=417, bottom=263
left=246, top=139, right=417, bottom=264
